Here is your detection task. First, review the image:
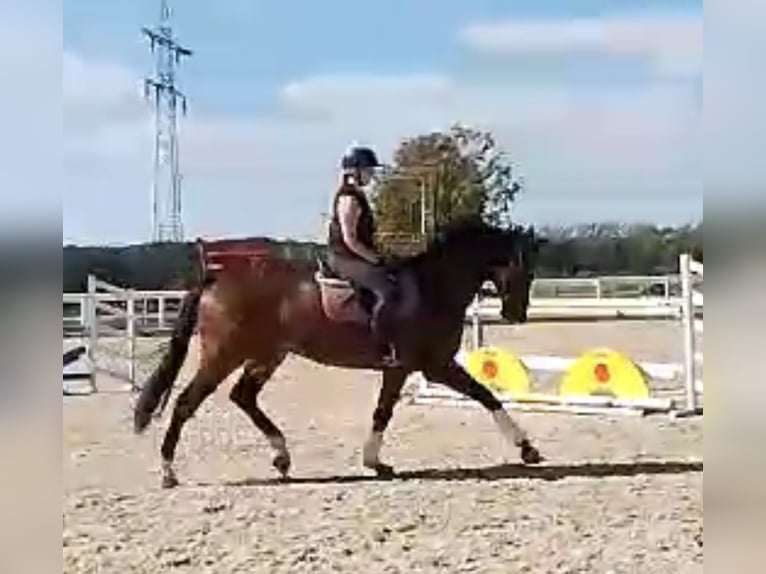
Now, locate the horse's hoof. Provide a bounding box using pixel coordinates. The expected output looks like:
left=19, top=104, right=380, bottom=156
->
left=520, top=440, right=543, bottom=465
left=161, top=473, right=179, bottom=489
left=373, top=462, right=396, bottom=478
left=273, top=452, right=291, bottom=478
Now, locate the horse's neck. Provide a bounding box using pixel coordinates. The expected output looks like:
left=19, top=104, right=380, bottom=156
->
left=412, top=249, right=485, bottom=313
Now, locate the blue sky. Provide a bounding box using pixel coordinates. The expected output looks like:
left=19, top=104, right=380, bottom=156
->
left=7, top=1, right=714, bottom=244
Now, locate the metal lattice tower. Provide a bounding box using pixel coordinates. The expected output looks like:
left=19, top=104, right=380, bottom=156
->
left=142, top=0, right=192, bottom=242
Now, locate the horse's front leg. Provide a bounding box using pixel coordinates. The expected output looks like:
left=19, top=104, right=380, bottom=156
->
left=422, top=359, right=542, bottom=464
left=363, top=367, right=409, bottom=477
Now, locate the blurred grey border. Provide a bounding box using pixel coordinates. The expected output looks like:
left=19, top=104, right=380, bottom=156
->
left=705, top=0, right=766, bottom=570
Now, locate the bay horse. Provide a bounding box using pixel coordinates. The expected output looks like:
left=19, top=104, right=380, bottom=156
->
left=134, top=219, right=544, bottom=488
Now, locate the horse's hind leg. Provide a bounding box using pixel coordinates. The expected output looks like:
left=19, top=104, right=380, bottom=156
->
left=422, top=359, right=542, bottom=465
left=159, top=351, right=241, bottom=488
left=229, top=353, right=289, bottom=477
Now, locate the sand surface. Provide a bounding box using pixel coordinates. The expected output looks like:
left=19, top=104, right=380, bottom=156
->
left=63, top=321, right=703, bottom=573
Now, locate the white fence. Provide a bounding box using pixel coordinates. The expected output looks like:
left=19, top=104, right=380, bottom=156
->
left=63, top=264, right=703, bottom=406
left=528, top=275, right=681, bottom=299
left=680, top=253, right=704, bottom=414
left=62, top=273, right=695, bottom=336
left=64, top=276, right=168, bottom=394
left=64, top=288, right=186, bottom=336
left=86, top=275, right=137, bottom=387
left=415, top=253, right=704, bottom=417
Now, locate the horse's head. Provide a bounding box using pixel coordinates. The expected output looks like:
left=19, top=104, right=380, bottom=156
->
left=485, top=226, right=543, bottom=323
left=428, top=219, right=543, bottom=324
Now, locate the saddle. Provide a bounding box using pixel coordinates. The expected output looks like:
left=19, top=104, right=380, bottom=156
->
left=314, top=255, right=417, bottom=327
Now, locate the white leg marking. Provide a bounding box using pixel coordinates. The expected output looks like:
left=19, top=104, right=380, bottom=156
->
left=363, top=431, right=383, bottom=467
left=268, top=435, right=289, bottom=457
left=492, top=408, right=527, bottom=447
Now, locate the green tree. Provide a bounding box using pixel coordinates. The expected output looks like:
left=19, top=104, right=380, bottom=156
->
left=372, top=123, right=522, bottom=251
left=451, top=124, right=522, bottom=228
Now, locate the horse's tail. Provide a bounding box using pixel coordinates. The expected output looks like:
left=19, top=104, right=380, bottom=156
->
left=133, top=281, right=207, bottom=434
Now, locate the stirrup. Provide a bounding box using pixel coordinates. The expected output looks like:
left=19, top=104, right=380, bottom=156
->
left=380, top=343, right=402, bottom=367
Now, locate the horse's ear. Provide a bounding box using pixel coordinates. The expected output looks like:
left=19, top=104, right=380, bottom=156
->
left=519, top=225, right=546, bottom=253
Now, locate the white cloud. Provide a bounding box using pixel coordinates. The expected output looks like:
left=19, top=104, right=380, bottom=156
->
left=458, top=12, right=702, bottom=78
left=57, top=7, right=714, bottom=245
left=63, top=52, right=143, bottom=113
left=282, top=73, right=452, bottom=114
left=60, top=51, right=354, bottom=243
left=61, top=54, right=701, bottom=243
left=278, top=74, right=701, bottom=221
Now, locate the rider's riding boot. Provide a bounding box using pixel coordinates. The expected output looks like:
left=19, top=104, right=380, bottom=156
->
left=372, top=304, right=402, bottom=367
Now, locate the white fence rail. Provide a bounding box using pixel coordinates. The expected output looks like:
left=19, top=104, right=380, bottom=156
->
left=86, top=275, right=137, bottom=387
left=528, top=275, right=683, bottom=299
left=470, top=296, right=685, bottom=323
left=64, top=288, right=186, bottom=335
left=63, top=274, right=699, bottom=335
left=64, top=260, right=703, bottom=409
left=425, top=253, right=704, bottom=417
left=64, top=275, right=147, bottom=394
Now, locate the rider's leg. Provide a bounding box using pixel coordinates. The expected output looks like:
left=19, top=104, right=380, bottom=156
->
left=329, top=255, right=399, bottom=359
left=367, top=273, right=397, bottom=342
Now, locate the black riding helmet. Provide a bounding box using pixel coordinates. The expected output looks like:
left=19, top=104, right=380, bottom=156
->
left=340, top=145, right=381, bottom=170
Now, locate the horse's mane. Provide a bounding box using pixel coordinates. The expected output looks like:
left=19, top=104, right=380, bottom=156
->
left=398, top=218, right=500, bottom=270
left=398, top=218, right=535, bottom=274
left=425, top=218, right=529, bottom=254
left=425, top=218, right=487, bottom=251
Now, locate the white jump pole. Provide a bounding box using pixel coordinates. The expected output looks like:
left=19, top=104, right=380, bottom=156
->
left=470, top=293, right=483, bottom=351
left=680, top=253, right=698, bottom=413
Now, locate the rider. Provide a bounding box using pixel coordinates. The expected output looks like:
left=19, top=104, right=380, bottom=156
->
left=327, top=144, right=401, bottom=366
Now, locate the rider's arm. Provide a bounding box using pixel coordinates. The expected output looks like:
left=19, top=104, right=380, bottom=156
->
left=337, top=195, right=380, bottom=265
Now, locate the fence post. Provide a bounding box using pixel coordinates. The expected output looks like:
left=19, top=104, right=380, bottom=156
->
left=680, top=253, right=697, bottom=412
left=126, top=290, right=136, bottom=389
left=78, top=300, right=86, bottom=332
left=471, top=293, right=483, bottom=350
left=158, top=294, right=166, bottom=331
left=86, top=274, right=98, bottom=393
